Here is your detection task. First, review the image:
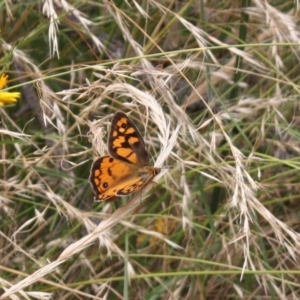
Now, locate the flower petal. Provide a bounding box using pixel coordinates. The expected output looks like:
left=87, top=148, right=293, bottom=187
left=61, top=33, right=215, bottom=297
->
left=0, top=92, right=21, bottom=106
left=0, top=74, right=8, bottom=89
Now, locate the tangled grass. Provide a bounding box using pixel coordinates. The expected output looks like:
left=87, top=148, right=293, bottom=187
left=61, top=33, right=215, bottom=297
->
left=1, top=0, right=300, bottom=299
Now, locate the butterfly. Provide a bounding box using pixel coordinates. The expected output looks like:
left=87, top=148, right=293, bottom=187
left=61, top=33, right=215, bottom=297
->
left=90, top=111, right=161, bottom=201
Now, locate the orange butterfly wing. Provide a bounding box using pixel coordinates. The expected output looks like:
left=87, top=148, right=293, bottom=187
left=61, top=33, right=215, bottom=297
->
left=90, top=156, right=154, bottom=201
left=90, top=111, right=160, bottom=201
left=108, top=111, right=150, bottom=166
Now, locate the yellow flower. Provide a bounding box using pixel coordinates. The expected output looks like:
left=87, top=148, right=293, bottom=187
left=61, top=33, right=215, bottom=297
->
left=0, top=74, right=20, bottom=106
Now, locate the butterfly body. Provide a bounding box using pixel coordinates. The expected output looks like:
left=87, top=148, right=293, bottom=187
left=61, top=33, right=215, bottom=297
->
left=90, top=112, right=161, bottom=201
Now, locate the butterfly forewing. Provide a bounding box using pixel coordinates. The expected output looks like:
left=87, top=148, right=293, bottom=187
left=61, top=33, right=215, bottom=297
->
left=108, top=112, right=150, bottom=166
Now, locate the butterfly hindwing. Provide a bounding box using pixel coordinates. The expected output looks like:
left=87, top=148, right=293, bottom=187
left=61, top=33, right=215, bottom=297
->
left=108, top=111, right=150, bottom=166
left=89, top=156, right=151, bottom=201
